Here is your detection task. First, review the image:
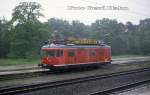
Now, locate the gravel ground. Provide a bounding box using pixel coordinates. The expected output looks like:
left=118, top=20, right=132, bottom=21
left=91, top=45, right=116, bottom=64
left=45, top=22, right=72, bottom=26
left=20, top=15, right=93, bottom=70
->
left=0, top=56, right=150, bottom=89
left=113, top=83, right=150, bottom=95
left=20, top=69, right=150, bottom=95
left=1, top=62, right=150, bottom=88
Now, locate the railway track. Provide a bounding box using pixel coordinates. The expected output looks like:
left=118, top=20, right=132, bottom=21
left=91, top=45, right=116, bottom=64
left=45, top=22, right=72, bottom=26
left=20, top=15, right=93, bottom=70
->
left=0, top=67, right=150, bottom=95
left=89, top=77, right=150, bottom=95
left=0, top=66, right=99, bottom=81
left=0, top=67, right=39, bottom=72
left=0, top=68, right=49, bottom=81
left=0, top=58, right=150, bottom=81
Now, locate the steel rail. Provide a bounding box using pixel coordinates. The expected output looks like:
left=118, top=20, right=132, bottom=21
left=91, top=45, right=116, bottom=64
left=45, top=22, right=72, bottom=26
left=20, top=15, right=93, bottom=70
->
left=0, top=69, right=49, bottom=81
left=89, top=78, right=150, bottom=95
left=0, top=67, right=150, bottom=95
left=1, top=59, right=150, bottom=81
left=0, top=67, right=39, bottom=72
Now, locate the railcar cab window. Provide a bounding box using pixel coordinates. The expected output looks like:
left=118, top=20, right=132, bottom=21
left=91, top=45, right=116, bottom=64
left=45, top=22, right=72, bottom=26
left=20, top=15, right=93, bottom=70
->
left=68, top=50, right=75, bottom=57
left=41, top=50, right=63, bottom=57
left=56, top=50, right=63, bottom=57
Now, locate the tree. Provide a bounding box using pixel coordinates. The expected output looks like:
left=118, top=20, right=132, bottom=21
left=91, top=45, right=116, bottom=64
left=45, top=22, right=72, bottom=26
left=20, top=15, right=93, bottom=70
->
left=70, top=20, right=87, bottom=38
left=91, top=18, right=127, bottom=55
left=47, top=18, right=72, bottom=38
left=8, top=2, right=49, bottom=58
left=137, top=19, right=150, bottom=55
left=11, top=2, right=43, bottom=24
left=0, top=18, right=10, bottom=58
left=47, top=18, right=89, bottom=39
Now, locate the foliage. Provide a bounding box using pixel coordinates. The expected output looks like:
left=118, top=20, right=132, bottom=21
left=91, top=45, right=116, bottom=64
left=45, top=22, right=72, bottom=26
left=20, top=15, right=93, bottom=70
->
left=8, top=22, right=49, bottom=58
left=0, top=2, right=150, bottom=59
left=7, top=2, right=49, bottom=58
left=0, top=18, right=11, bottom=58
left=11, top=2, right=43, bottom=24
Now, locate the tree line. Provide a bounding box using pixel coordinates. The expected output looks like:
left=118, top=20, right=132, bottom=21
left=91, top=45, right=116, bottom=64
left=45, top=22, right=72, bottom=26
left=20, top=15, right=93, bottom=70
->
left=0, top=2, right=150, bottom=58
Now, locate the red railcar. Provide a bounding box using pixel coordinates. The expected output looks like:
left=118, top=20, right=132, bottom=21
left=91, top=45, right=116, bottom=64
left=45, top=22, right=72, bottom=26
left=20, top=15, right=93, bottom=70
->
left=39, top=41, right=111, bottom=69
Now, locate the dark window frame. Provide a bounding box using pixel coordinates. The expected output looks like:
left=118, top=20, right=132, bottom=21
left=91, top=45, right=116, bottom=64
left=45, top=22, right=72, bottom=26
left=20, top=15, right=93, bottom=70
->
left=68, top=50, right=75, bottom=57
left=41, top=50, right=63, bottom=57
left=56, top=50, right=63, bottom=57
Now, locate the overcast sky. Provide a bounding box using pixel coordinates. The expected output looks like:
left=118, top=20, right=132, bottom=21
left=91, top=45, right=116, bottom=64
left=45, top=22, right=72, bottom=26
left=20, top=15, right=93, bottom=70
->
left=0, top=0, right=150, bottom=25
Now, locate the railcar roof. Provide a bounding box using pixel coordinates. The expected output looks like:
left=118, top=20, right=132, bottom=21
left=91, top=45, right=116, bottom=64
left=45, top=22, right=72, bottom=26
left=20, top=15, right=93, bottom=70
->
left=42, top=44, right=110, bottom=49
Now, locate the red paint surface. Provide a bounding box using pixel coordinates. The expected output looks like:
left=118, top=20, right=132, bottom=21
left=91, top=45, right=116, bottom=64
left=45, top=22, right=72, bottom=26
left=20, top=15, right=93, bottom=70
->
left=41, top=46, right=111, bottom=67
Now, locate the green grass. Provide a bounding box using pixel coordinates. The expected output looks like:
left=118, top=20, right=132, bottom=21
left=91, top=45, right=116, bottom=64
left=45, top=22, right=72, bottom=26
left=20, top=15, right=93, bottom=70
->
left=0, top=58, right=40, bottom=66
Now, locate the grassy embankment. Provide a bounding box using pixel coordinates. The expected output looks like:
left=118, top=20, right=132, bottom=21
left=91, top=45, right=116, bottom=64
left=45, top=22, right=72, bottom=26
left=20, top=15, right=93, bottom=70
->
left=0, top=58, right=40, bottom=66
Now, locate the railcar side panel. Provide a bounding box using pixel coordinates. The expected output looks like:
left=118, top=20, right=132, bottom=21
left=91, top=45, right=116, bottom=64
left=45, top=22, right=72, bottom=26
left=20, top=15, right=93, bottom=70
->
left=66, top=49, right=76, bottom=64
left=76, top=49, right=86, bottom=64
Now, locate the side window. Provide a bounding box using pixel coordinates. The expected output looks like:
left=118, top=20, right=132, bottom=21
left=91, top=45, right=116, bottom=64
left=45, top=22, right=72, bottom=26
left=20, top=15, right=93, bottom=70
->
left=90, top=50, right=96, bottom=56
left=47, top=51, right=55, bottom=57
left=56, top=50, right=63, bottom=57
left=68, top=50, right=75, bottom=57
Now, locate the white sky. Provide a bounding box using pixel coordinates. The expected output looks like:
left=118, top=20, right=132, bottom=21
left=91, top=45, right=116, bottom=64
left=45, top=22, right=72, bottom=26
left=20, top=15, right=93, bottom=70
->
left=0, top=0, right=150, bottom=25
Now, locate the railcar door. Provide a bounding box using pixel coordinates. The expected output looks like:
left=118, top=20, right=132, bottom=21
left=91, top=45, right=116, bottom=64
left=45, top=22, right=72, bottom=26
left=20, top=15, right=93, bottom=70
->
left=67, top=50, right=76, bottom=64
left=89, top=49, right=97, bottom=62
left=99, top=48, right=105, bottom=62
left=77, top=48, right=86, bottom=63
left=55, top=50, right=64, bottom=65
